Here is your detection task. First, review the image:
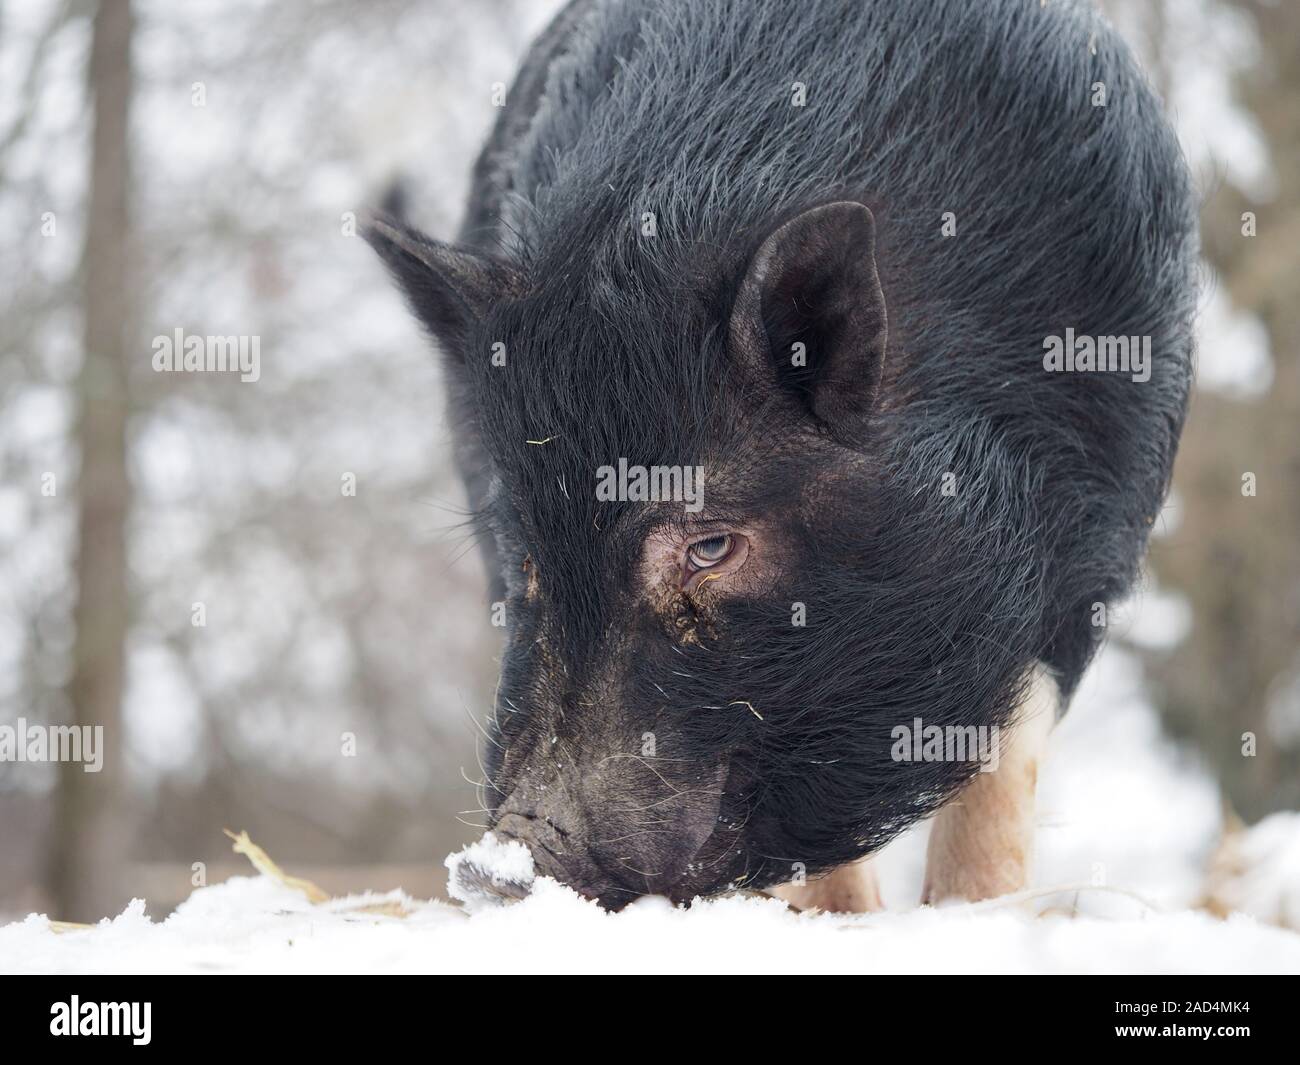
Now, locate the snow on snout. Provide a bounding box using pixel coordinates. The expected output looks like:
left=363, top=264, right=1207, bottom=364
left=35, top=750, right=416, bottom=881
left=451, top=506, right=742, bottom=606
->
left=445, top=833, right=537, bottom=910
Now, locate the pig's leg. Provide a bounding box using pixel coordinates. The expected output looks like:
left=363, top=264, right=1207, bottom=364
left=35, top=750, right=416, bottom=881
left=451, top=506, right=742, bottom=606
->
left=771, top=856, right=883, bottom=913
left=921, top=665, right=1057, bottom=904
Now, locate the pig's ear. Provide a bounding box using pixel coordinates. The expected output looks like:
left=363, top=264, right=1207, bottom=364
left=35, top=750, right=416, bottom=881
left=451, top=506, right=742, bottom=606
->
left=362, top=212, right=525, bottom=353
left=729, top=202, right=888, bottom=435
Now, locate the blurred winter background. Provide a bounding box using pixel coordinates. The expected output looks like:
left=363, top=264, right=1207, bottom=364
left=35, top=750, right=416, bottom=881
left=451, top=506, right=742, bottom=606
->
left=0, top=0, right=1296, bottom=931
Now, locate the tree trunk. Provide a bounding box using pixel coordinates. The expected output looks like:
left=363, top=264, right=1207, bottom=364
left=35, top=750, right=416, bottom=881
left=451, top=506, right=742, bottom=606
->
left=47, top=0, right=135, bottom=922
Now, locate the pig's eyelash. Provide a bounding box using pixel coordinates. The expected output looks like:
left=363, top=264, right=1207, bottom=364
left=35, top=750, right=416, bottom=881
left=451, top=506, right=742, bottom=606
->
left=659, top=509, right=748, bottom=534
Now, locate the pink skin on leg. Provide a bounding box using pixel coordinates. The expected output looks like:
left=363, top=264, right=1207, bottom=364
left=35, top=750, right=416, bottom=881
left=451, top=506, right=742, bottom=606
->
left=921, top=666, right=1057, bottom=904
left=772, top=856, right=884, bottom=914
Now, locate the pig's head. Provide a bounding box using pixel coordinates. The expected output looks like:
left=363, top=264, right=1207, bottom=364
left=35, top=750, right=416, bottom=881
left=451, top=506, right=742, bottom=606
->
left=367, top=201, right=1044, bottom=908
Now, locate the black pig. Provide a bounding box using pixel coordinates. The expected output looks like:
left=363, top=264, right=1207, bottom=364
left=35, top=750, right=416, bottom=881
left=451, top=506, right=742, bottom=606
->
left=367, top=0, right=1197, bottom=910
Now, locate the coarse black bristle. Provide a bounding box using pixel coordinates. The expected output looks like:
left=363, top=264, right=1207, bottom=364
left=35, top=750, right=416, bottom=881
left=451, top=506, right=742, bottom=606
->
left=368, top=0, right=1198, bottom=902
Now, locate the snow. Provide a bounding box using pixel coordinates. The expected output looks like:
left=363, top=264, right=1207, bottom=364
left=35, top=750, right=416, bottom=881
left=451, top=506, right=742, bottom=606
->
left=445, top=832, right=536, bottom=910
left=3, top=873, right=1297, bottom=975
left=1208, top=813, right=1300, bottom=929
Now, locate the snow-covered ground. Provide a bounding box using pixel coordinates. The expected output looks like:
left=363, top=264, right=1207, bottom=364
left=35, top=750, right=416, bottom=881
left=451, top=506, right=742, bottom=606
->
left=4, top=871, right=1297, bottom=976
left=4, top=611, right=1300, bottom=974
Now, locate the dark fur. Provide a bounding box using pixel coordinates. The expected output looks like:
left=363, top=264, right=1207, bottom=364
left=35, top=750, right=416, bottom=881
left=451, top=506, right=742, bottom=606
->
left=368, top=0, right=1197, bottom=906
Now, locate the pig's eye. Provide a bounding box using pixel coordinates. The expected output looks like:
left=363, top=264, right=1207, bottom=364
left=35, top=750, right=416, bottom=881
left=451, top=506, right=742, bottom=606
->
left=660, top=530, right=749, bottom=594
left=687, top=534, right=735, bottom=569
left=682, top=532, right=748, bottom=592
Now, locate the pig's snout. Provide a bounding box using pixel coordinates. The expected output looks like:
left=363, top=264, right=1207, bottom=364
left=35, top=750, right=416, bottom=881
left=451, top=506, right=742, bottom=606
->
left=491, top=810, right=631, bottom=909
left=492, top=799, right=720, bottom=911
